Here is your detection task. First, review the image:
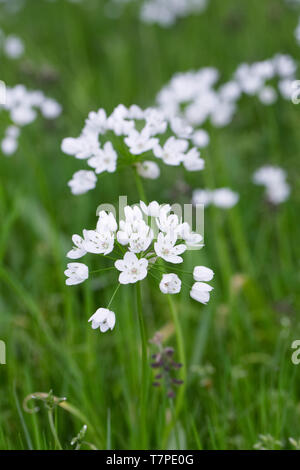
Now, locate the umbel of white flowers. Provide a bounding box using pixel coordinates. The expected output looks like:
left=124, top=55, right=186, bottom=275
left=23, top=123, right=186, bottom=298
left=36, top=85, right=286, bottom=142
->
left=64, top=201, right=214, bottom=333
left=61, top=104, right=205, bottom=195
left=156, top=54, right=297, bottom=129
left=1, top=84, right=62, bottom=156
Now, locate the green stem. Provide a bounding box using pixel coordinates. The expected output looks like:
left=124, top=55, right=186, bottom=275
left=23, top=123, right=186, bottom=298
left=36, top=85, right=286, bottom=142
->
left=136, top=282, right=148, bottom=448
left=161, top=295, right=186, bottom=448
left=48, top=410, right=62, bottom=450
left=134, top=168, right=148, bottom=203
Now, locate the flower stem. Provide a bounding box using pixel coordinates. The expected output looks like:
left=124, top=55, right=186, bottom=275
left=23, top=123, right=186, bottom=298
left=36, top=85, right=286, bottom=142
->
left=48, top=410, right=62, bottom=450
left=136, top=281, right=148, bottom=448
left=162, top=295, right=186, bottom=447
left=133, top=168, right=148, bottom=203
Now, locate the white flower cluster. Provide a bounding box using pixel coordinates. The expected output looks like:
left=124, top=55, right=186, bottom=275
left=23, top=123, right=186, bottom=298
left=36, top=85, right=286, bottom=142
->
left=140, top=0, right=208, bottom=27
left=192, top=188, right=239, bottom=209
left=253, top=166, right=290, bottom=205
left=65, top=201, right=214, bottom=332
left=0, top=29, right=24, bottom=59
left=156, top=55, right=297, bottom=129
left=62, top=104, right=205, bottom=195
left=1, top=84, right=62, bottom=156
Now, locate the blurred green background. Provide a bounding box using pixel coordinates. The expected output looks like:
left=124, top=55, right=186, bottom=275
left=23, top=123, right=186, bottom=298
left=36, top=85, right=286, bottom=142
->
left=0, top=0, right=300, bottom=450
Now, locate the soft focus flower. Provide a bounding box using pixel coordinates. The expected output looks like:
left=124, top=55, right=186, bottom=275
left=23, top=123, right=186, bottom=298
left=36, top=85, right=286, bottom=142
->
left=253, top=165, right=290, bottom=204
left=1, top=84, right=62, bottom=156
left=159, top=273, right=181, bottom=294
left=88, top=141, right=117, bottom=174
left=4, top=35, right=24, bottom=59
left=192, top=187, right=239, bottom=208
left=156, top=55, right=296, bottom=133
left=140, top=0, right=208, bottom=27
left=136, top=160, right=160, bottom=179
left=68, top=170, right=97, bottom=195
left=88, top=308, right=116, bottom=333
left=64, top=263, right=89, bottom=286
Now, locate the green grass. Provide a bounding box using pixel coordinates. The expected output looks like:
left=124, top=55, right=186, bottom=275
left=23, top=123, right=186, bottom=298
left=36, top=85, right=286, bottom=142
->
left=0, top=0, right=300, bottom=450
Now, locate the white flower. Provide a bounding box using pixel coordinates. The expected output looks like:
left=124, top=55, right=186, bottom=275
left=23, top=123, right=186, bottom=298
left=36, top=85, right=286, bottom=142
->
left=140, top=201, right=170, bottom=218
left=192, top=189, right=212, bottom=207
left=83, top=229, right=114, bottom=255
left=115, top=252, right=148, bottom=284
left=211, top=188, right=239, bottom=208
left=192, top=129, right=210, bottom=147
left=154, top=232, right=186, bottom=264
left=67, top=234, right=87, bottom=259
left=64, top=263, right=89, bottom=286
left=154, top=136, right=189, bottom=166
left=10, top=106, right=36, bottom=126
left=40, top=99, right=62, bottom=119
left=4, top=35, right=24, bottom=59
left=190, top=282, right=213, bottom=304
left=96, top=211, right=118, bottom=233
left=1, top=136, right=18, bottom=155
left=88, top=142, right=117, bottom=174
left=124, top=129, right=159, bottom=155
left=192, top=188, right=239, bottom=209
left=136, top=161, right=160, bottom=179
left=128, top=224, right=153, bottom=253
left=176, top=222, right=203, bottom=248
left=68, top=170, right=97, bottom=195
left=159, top=273, right=181, bottom=294
left=258, top=86, right=277, bottom=105
left=88, top=308, right=116, bottom=333
left=156, top=210, right=181, bottom=235
left=253, top=165, right=290, bottom=204
left=193, top=266, right=214, bottom=282
left=84, top=109, right=107, bottom=134
left=183, top=148, right=205, bottom=171
left=61, top=135, right=99, bottom=160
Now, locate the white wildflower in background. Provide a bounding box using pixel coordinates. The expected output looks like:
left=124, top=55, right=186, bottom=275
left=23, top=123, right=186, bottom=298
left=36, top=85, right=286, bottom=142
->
left=62, top=104, right=206, bottom=195
left=253, top=165, right=290, bottom=205
left=1, top=84, right=62, bottom=156
left=64, top=201, right=214, bottom=332
left=156, top=55, right=297, bottom=132
left=192, top=187, right=239, bottom=209
left=3, top=34, right=24, bottom=59
left=140, top=0, right=209, bottom=27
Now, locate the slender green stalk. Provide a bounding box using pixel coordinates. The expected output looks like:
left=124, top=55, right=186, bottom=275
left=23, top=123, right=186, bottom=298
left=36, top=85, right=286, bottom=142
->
left=134, top=168, right=148, bottom=203
left=47, top=410, right=62, bottom=450
left=161, top=295, right=186, bottom=448
left=136, top=282, right=148, bottom=448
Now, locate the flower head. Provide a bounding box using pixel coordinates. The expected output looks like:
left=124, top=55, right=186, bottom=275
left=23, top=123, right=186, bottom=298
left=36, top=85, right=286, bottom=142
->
left=64, top=201, right=214, bottom=332
left=62, top=104, right=204, bottom=195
